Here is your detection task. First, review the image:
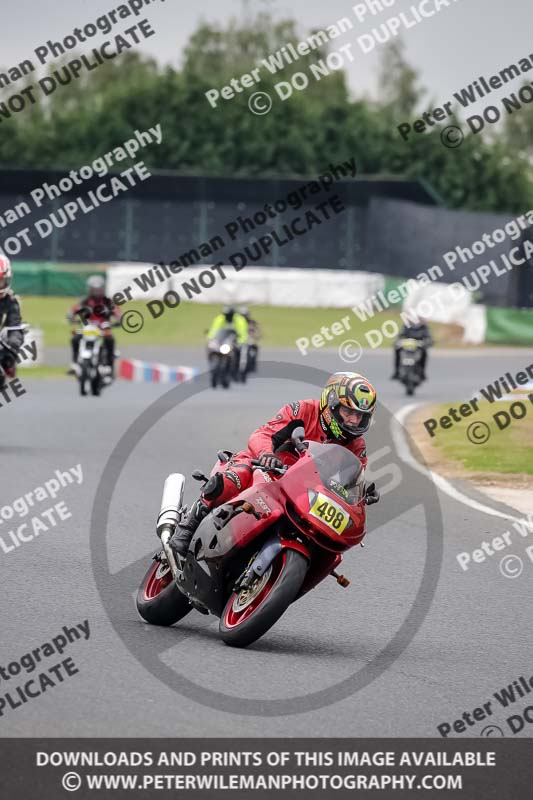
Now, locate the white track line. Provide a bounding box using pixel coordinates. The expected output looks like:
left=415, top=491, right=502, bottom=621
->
left=392, top=403, right=526, bottom=526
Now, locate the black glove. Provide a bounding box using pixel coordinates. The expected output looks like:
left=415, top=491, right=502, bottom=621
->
left=365, top=482, right=380, bottom=506
left=258, top=452, right=283, bottom=471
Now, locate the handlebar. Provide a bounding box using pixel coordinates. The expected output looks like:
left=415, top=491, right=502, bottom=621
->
left=250, top=459, right=288, bottom=476
left=252, top=427, right=307, bottom=474
left=1, top=324, right=29, bottom=332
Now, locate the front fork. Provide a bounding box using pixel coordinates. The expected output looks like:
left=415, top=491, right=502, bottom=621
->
left=235, top=534, right=310, bottom=592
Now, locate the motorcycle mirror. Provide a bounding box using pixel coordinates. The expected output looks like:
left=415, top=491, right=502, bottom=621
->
left=192, top=470, right=209, bottom=484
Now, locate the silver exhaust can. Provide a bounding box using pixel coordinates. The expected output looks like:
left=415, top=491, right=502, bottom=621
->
left=156, top=473, right=185, bottom=537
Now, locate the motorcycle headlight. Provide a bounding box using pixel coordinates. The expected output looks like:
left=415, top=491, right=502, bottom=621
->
left=220, top=344, right=231, bottom=355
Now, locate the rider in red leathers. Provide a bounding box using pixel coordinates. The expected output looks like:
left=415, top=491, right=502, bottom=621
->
left=68, top=276, right=121, bottom=376
left=170, top=371, right=380, bottom=557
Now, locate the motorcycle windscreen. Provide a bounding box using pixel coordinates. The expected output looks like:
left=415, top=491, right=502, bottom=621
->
left=305, top=442, right=364, bottom=505
left=214, top=328, right=236, bottom=343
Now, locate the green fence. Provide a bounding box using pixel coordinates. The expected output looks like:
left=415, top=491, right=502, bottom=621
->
left=12, top=263, right=106, bottom=297
left=486, top=307, right=533, bottom=345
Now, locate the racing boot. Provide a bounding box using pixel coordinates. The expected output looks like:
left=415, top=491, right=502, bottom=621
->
left=169, top=499, right=209, bottom=558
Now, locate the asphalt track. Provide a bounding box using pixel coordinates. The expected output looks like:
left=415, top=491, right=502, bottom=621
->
left=1, top=346, right=532, bottom=737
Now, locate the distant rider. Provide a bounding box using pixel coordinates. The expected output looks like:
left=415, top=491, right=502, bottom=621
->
left=68, top=275, right=121, bottom=375
left=392, top=320, right=433, bottom=381
left=170, top=371, right=380, bottom=558
left=0, top=256, right=24, bottom=386
left=207, top=305, right=248, bottom=375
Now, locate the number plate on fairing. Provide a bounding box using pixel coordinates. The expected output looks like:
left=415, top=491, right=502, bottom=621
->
left=309, top=492, right=349, bottom=534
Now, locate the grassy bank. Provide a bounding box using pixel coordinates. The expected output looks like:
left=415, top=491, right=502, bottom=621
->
left=420, top=399, right=533, bottom=475
left=20, top=297, right=464, bottom=349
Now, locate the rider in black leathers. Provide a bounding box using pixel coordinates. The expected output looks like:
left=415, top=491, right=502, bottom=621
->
left=392, top=321, right=433, bottom=381
left=0, top=256, right=24, bottom=386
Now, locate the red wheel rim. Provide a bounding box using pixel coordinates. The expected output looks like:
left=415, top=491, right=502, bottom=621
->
left=223, top=552, right=287, bottom=628
left=143, top=562, right=172, bottom=600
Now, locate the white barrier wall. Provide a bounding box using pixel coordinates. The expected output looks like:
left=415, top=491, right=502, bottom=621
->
left=106, top=264, right=385, bottom=309
left=401, top=281, right=486, bottom=343
left=106, top=264, right=488, bottom=342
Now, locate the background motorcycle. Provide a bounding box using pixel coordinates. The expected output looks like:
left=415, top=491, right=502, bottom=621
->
left=136, top=429, right=374, bottom=648
left=75, top=308, right=114, bottom=397
left=207, top=328, right=237, bottom=389
left=236, top=342, right=259, bottom=383
left=397, top=337, right=424, bottom=396
left=246, top=342, right=259, bottom=374
left=0, top=324, right=28, bottom=388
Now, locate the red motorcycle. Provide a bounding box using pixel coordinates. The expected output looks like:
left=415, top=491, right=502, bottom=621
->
left=136, top=429, right=370, bottom=648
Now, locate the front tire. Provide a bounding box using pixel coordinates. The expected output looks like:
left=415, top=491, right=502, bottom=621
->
left=79, top=360, right=90, bottom=396
left=210, top=353, right=220, bottom=388
left=221, top=357, right=231, bottom=389
left=91, top=372, right=101, bottom=396
left=219, top=549, right=308, bottom=648
left=136, top=560, right=192, bottom=626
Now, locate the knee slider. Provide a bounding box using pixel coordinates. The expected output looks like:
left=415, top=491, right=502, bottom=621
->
left=203, top=472, right=224, bottom=501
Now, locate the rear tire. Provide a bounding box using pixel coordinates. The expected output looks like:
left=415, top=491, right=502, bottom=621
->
left=136, top=560, right=192, bottom=626
left=219, top=549, right=308, bottom=648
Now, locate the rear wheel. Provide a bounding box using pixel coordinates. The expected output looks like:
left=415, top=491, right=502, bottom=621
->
left=136, top=560, right=192, bottom=626
left=219, top=549, right=308, bottom=648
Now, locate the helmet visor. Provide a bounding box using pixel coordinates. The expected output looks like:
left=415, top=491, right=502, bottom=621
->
left=0, top=277, right=10, bottom=291
left=333, top=403, right=373, bottom=437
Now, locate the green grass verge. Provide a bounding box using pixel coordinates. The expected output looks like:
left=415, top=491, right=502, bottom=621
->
left=18, top=366, right=69, bottom=380
left=426, top=399, right=533, bottom=475
left=20, top=296, right=462, bottom=349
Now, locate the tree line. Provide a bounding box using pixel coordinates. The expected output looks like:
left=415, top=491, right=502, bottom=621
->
left=1, top=7, right=531, bottom=213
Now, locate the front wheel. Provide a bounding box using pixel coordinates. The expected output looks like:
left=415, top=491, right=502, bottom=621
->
left=91, top=372, right=101, bottom=396
left=136, top=560, right=192, bottom=626
left=79, top=360, right=90, bottom=396
left=209, top=353, right=220, bottom=388
left=219, top=549, right=308, bottom=648
left=221, top=356, right=232, bottom=389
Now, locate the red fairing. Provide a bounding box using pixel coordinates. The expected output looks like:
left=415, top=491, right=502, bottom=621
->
left=279, top=449, right=367, bottom=552
left=246, top=399, right=368, bottom=468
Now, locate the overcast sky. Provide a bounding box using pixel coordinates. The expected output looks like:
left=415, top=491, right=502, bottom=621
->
left=2, top=0, right=531, bottom=114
